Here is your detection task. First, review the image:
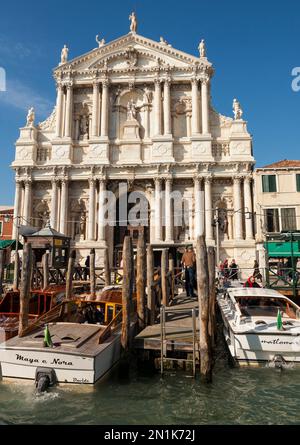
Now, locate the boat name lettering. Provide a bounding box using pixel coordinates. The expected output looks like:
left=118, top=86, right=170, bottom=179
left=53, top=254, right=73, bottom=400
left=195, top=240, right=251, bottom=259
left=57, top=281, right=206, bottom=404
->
left=261, top=338, right=293, bottom=345
left=50, top=358, right=73, bottom=366
left=73, top=377, right=89, bottom=384
left=16, top=354, right=39, bottom=364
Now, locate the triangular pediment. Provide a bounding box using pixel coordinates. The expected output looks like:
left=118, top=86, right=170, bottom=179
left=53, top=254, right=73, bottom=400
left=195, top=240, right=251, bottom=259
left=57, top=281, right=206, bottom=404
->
left=54, top=33, right=212, bottom=74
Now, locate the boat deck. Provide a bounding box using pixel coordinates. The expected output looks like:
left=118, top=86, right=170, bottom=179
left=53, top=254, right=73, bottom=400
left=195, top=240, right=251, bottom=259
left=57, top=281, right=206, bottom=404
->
left=0, top=323, right=119, bottom=357
left=134, top=292, right=200, bottom=352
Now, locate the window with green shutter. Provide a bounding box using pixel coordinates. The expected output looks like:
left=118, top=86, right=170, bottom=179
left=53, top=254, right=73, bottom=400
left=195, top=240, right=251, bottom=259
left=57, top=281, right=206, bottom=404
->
left=262, top=175, right=277, bottom=193
left=296, top=174, right=300, bottom=192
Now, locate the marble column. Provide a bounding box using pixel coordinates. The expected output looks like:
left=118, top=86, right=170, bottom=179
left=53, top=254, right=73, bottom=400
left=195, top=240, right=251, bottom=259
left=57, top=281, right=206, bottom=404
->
left=244, top=176, right=254, bottom=240
left=155, top=178, right=162, bottom=242
left=205, top=176, right=213, bottom=241
left=233, top=176, right=243, bottom=240
left=59, top=179, right=68, bottom=235
left=98, top=179, right=106, bottom=242
left=100, top=80, right=109, bottom=137
left=191, top=78, right=200, bottom=135
left=50, top=179, right=58, bottom=230
left=165, top=178, right=173, bottom=242
left=91, top=81, right=99, bottom=138
left=154, top=78, right=162, bottom=136
left=144, top=105, right=150, bottom=139
left=23, top=180, right=32, bottom=225
left=88, top=178, right=96, bottom=241
left=55, top=84, right=64, bottom=138
left=201, top=77, right=209, bottom=135
left=12, top=180, right=22, bottom=239
left=64, top=83, right=73, bottom=138
left=194, top=177, right=204, bottom=239
left=163, top=79, right=171, bottom=136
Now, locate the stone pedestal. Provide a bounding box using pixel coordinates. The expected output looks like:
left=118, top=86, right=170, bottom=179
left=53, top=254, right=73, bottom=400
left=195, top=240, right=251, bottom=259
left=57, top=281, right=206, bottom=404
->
left=13, top=126, right=38, bottom=167
left=118, top=118, right=142, bottom=164
left=152, top=136, right=174, bottom=163
left=229, top=120, right=254, bottom=162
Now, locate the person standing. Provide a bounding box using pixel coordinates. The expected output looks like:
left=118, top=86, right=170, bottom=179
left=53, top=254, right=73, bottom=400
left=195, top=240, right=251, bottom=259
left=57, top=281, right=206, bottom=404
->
left=181, top=246, right=196, bottom=298
left=84, top=255, right=90, bottom=281
left=253, top=260, right=263, bottom=283
left=229, top=259, right=239, bottom=281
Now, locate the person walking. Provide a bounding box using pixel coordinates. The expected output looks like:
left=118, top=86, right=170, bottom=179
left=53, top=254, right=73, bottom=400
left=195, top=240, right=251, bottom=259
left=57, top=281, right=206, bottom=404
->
left=229, top=259, right=239, bottom=281
left=253, top=260, right=263, bottom=283
left=181, top=246, right=196, bottom=298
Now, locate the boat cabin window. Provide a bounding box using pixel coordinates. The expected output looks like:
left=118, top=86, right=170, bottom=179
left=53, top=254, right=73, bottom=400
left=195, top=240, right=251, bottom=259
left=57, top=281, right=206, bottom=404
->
left=236, top=297, right=299, bottom=319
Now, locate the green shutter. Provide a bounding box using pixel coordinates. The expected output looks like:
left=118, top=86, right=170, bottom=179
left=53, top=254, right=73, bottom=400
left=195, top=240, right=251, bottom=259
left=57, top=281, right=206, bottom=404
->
left=296, top=174, right=300, bottom=192
left=262, top=176, right=269, bottom=192
left=269, top=175, right=277, bottom=192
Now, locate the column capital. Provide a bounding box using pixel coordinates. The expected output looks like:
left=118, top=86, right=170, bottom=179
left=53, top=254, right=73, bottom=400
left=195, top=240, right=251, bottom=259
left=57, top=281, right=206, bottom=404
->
left=101, top=78, right=109, bottom=88
left=51, top=177, right=59, bottom=186
left=233, top=175, right=243, bottom=183
left=88, top=177, right=97, bottom=187
left=199, top=75, right=210, bottom=85
left=164, top=76, right=172, bottom=86
left=204, top=175, right=213, bottom=185
left=154, top=77, right=163, bottom=86
left=244, top=174, right=253, bottom=184
left=62, top=80, right=74, bottom=89
left=60, top=177, right=69, bottom=186
left=155, top=177, right=162, bottom=186
left=193, top=175, right=204, bottom=185
left=24, top=178, right=32, bottom=187
left=191, top=77, right=199, bottom=86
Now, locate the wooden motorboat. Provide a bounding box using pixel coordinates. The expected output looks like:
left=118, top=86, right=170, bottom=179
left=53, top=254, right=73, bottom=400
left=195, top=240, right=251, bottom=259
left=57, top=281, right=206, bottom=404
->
left=217, top=288, right=300, bottom=366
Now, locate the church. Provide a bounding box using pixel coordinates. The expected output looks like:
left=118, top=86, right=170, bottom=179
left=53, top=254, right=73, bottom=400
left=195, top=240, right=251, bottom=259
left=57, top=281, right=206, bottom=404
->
left=11, top=14, right=256, bottom=268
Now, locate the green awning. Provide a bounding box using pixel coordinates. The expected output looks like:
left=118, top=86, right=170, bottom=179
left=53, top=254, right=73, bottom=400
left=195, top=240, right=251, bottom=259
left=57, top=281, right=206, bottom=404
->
left=265, top=241, right=300, bottom=258
left=0, top=240, right=23, bottom=250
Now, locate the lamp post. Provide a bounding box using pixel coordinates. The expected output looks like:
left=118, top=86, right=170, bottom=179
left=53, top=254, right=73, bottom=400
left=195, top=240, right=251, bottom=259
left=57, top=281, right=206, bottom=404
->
left=13, top=216, right=21, bottom=291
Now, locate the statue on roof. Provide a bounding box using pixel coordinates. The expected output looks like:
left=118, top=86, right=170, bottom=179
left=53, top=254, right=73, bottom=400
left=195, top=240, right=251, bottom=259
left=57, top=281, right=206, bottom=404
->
left=60, top=44, right=69, bottom=64
left=96, top=35, right=105, bottom=48
left=233, top=98, right=243, bottom=120
left=26, top=107, right=35, bottom=127
left=198, top=39, right=206, bottom=58
left=129, top=11, right=137, bottom=33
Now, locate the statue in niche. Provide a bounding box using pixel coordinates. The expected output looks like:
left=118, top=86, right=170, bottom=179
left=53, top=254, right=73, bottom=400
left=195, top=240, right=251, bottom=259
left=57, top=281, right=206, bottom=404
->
left=198, top=39, right=206, bottom=58
left=127, top=99, right=137, bottom=120
left=96, top=35, right=105, bottom=48
left=79, top=104, right=90, bottom=139
left=60, top=44, right=69, bottom=64
left=233, top=98, right=243, bottom=120
left=26, top=107, right=35, bottom=127
left=129, top=12, right=137, bottom=33
left=143, top=87, right=152, bottom=104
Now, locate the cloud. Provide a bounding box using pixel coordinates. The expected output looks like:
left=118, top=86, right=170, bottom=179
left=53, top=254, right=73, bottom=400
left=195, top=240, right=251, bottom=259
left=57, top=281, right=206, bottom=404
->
left=0, top=36, right=43, bottom=62
left=0, top=79, right=53, bottom=119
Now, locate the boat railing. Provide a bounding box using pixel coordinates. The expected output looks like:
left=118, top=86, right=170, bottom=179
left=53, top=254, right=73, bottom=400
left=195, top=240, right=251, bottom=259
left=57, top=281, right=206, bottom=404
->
left=18, top=301, right=67, bottom=337
left=98, top=309, right=123, bottom=344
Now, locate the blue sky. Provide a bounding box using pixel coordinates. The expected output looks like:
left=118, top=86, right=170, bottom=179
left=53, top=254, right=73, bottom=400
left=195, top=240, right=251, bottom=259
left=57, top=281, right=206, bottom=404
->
left=0, top=0, right=299, bottom=205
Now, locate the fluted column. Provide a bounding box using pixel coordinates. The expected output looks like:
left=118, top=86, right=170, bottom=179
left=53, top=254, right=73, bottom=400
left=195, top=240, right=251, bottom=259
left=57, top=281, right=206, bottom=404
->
left=100, top=79, right=109, bottom=137
left=201, top=77, right=209, bottom=135
left=23, top=180, right=32, bottom=225
left=244, top=176, right=254, bottom=240
left=194, top=177, right=204, bottom=239
left=165, top=178, right=173, bottom=242
left=12, top=181, right=22, bottom=239
left=59, top=179, right=68, bottom=235
left=154, top=78, right=162, bottom=136
left=91, top=81, right=100, bottom=138
left=191, top=78, right=200, bottom=135
left=55, top=84, right=64, bottom=138
left=155, top=178, right=162, bottom=242
left=50, top=179, right=58, bottom=230
left=98, top=179, right=106, bottom=242
left=64, top=83, right=73, bottom=138
left=233, top=176, right=243, bottom=240
left=163, top=78, right=171, bottom=136
left=88, top=178, right=96, bottom=241
left=205, top=176, right=213, bottom=241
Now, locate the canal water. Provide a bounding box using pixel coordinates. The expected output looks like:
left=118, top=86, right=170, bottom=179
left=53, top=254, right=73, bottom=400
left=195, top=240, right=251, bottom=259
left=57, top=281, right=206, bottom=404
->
left=0, top=352, right=300, bottom=425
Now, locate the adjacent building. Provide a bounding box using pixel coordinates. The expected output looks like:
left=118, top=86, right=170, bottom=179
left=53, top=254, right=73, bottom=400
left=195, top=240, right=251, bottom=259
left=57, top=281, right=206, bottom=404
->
left=11, top=19, right=256, bottom=267
left=0, top=207, right=14, bottom=241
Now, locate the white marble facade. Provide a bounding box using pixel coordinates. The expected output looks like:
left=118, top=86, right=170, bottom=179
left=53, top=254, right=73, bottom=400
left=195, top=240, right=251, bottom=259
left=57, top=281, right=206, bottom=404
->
left=12, top=28, right=256, bottom=268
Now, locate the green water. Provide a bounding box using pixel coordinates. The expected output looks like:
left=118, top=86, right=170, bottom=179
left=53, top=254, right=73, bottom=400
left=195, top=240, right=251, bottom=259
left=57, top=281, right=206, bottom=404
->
left=0, top=354, right=300, bottom=425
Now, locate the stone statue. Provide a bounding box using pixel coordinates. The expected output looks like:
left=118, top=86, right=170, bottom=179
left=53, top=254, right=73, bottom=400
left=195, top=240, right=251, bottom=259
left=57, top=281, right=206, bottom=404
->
left=60, top=44, right=69, bottom=64
left=233, top=98, right=243, bottom=120
left=80, top=114, right=89, bottom=138
left=26, top=107, right=35, bottom=127
left=129, top=12, right=137, bottom=33
left=160, top=37, right=167, bottom=45
left=127, top=99, right=137, bottom=120
left=96, top=35, right=105, bottom=48
left=199, top=39, right=206, bottom=58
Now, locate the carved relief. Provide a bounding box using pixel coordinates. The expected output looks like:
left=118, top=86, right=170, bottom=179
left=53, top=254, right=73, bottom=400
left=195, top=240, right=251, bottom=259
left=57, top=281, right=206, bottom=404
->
left=38, top=106, right=57, bottom=131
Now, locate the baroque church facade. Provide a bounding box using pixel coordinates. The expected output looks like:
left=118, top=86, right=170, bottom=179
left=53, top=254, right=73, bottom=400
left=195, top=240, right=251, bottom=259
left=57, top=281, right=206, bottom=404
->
left=11, top=18, right=256, bottom=268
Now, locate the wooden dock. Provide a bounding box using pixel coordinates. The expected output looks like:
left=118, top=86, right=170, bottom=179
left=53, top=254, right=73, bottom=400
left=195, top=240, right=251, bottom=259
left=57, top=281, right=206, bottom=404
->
left=134, top=291, right=199, bottom=353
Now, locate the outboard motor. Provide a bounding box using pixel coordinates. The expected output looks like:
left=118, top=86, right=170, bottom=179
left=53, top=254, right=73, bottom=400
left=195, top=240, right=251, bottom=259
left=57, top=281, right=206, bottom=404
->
left=273, top=355, right=287, bottom=370
left=35, top=367, right=57, bottom=393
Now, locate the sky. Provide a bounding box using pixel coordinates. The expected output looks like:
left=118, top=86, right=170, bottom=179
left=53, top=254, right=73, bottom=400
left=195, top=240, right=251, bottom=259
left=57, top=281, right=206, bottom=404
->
left=0, top=0, right=299, bottom=205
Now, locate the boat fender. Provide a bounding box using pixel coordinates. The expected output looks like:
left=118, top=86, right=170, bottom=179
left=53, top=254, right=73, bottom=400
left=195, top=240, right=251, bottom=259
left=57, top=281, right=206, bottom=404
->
left=272, top=355, right=287, bottom=370
left=35, top=367, right=57, bottom=393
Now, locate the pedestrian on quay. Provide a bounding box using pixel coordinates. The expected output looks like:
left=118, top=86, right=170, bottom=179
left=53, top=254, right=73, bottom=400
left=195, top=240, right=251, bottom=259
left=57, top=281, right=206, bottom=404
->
left=181, top=246, right=196, bottom=298
left=253, top=260, right=263, bottom=283
left=244, top=276, right=261, bottom=288
left=84, top=255, right=90, bottom=281
left=229, top=259, right=239, bottom=281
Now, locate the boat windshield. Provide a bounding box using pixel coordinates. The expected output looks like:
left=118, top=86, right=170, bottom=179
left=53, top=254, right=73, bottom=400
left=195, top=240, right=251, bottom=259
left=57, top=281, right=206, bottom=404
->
left=236, top=297, right=300, bottom=320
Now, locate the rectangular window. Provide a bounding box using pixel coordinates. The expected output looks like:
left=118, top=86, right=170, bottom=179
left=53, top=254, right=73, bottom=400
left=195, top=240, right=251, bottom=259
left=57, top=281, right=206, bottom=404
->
left=296, top=174, right=300, bottom=192
left=262, top=175, right=277, bottom=193
left=281, top=208, right=297, bottom=231
left=264, top=209, right=280, bottom=233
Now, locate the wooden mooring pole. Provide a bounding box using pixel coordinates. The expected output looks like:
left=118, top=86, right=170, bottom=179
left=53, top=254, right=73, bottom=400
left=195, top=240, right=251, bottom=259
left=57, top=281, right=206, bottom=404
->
left=169, top=254, right=175, bottom=302
left=90, top=248, right=96, bottom=300
left=104, top=247, right=111, bottom=287
left=18, top=243, right=33, bottom=337
left=207, top=246, right=216, bottom=347
left=42, top=252, right=49, bottom=291
left=0, top=250, right=4, bottom=295
left=121, top=236, right=133, bottom=351
left=161, top=249, right=169, bottom=307
left=13, top=251, right=20, bottom=292
left=196, top=236, right=212, bottom=383
left=146, top=245, right=155, bottom=326
left=136, top=233, right=146, bottom=330
left=66, top=250, right=76, bottom=300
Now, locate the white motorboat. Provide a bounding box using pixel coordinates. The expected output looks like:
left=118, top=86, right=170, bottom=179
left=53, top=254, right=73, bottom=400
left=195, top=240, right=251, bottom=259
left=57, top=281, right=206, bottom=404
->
left=217, top=288, right=300, bottom=366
